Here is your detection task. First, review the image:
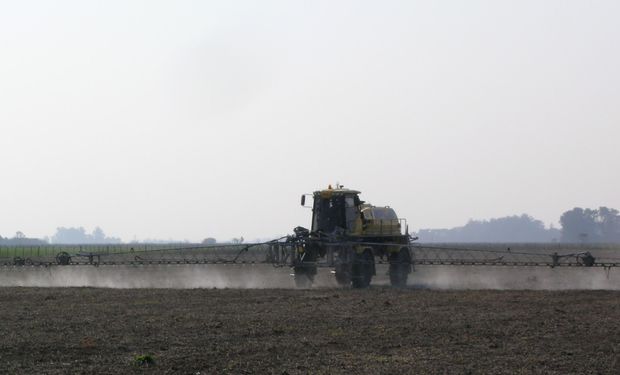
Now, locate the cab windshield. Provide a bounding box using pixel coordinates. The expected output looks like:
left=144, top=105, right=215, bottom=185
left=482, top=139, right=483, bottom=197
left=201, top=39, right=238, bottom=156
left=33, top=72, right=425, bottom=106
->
left=312, top=195, right=346, bottom=233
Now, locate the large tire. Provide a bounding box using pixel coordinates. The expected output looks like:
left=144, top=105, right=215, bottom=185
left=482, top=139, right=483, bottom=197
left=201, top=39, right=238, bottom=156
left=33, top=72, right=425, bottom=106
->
left=56, top=252, right=71, bottom=266
left=389, top=248, right=411, bottom=287
left=294, top=268, right=314, bottom=288
left=334, top=263, right=351, bottom=286
left=351, top=249, right=374, bottom=288
left=293, top=248, right=316, bottom=289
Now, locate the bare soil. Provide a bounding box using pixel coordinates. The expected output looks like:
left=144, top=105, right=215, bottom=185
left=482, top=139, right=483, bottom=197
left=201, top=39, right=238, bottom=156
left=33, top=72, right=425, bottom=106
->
left=0, top=287, right=619, bottom=374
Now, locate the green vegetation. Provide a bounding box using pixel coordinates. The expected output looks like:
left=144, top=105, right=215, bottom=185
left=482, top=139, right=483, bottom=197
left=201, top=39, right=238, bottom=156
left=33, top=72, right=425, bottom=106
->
left=133, top=354, right=156, bottom=367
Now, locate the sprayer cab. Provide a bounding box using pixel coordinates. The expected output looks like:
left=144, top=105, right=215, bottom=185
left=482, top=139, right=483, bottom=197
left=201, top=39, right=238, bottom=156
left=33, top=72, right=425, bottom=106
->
left=309, top=186, right=362, bottom=234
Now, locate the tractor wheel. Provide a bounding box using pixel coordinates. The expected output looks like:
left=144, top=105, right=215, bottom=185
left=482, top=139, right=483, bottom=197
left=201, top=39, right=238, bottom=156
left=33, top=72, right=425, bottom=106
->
left=351, top=249, right=374, bottom=288
left=294, top=268, right=314, bottom=289
left=56, top=252, right=71, bottom=266
left=389, top=247, right=411, bottom=287
left=13, top=257, right=25, bottom=266
left=293, top=248, right=317, bottom=288
left=334, top=263, right=351, bottom=286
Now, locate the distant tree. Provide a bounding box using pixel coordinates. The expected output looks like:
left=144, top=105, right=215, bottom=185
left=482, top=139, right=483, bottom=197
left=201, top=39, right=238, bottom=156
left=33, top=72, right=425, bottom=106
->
left=202, top=237, right=217, bottom=245
left=51, top=227, right=121, bottom=244
left=0, top=232, right=46, bottom=245
left=52, top=227, right=89, bottom=244
left=418, top=214, right=560, bottom=243
left=560, top=208, right=598, bottom=242
left=598, top=207, right=620, bottom=243
left=560, top=207, right=620, bottom=243
left=92, top=227, right=106, bottom=242
left=89, top=227, right=121, bottom=244
left=231, top=236, right=244, bottom=244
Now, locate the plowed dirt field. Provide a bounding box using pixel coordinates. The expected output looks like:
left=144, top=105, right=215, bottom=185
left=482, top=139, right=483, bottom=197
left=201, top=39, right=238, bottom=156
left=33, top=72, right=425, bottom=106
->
left=1, top=287, right=619, bottom=374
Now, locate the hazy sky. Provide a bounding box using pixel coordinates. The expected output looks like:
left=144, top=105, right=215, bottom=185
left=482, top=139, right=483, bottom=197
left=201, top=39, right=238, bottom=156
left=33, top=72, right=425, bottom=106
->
left=1, top=1, right=619, bottom=242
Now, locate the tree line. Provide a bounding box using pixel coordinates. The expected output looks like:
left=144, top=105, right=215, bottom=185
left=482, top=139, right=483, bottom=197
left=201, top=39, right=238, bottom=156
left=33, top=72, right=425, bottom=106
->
left=419, top=206, right=620, bottom=243
left=0, top=227, right=121, bottom=245
left=0, top=231, right=47, bottom=246
left=3, top=207, right=619, bottom=245
left=50, top=227, right=122, bottom=244
left=559, top=207, right=620, bottom=243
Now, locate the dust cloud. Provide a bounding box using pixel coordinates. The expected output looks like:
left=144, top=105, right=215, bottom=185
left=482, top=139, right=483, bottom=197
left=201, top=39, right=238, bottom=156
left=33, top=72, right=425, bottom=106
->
left=0, top=264, right=617, bottom=290
left=0, top=265, right=298, bottom=289
left=405, top=266, right=620, bottom=290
